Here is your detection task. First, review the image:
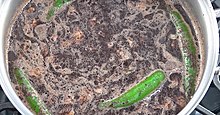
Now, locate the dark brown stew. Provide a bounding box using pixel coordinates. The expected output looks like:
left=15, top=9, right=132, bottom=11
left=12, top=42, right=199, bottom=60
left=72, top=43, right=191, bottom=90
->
left=7, top=0, right=203, bottom=114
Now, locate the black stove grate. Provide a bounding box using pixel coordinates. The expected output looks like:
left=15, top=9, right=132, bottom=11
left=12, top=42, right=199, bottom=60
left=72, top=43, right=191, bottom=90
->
left=201, top=83, right=220, bottom=114
left=0, top=87, right=21, bottom=115
left=196, top=82, right=220, bottom=115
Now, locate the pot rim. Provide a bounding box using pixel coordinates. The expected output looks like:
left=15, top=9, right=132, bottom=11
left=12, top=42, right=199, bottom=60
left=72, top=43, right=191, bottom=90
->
left=0, top=0, right=219, bottom=115
left=0, top=0, right=33, bottom=114
left=178, top=0, right=219, bottom=114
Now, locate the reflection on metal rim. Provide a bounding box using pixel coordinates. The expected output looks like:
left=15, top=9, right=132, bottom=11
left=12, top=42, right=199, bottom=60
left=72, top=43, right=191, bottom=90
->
left=0, top=0, right=219, bottom=115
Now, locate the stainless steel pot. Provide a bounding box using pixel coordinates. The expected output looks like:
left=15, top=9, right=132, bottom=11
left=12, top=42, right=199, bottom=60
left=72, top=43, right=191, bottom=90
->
left=0, top=0, right=219, bottom=115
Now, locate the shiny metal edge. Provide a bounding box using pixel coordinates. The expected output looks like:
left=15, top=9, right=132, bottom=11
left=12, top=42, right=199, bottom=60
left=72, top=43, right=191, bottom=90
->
left=0, top=0, right=33, bottom=114
left=0, top=0, right=219, bottom=115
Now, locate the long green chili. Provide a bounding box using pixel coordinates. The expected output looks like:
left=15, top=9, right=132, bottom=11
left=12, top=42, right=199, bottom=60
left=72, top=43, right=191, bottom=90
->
left=98, top=70, right=166, bottom=109
left=14, top=68, right=51, bottom=115
left=47, top=0, right=71, bottom=20
left=170, top=10, right=197, bottom=99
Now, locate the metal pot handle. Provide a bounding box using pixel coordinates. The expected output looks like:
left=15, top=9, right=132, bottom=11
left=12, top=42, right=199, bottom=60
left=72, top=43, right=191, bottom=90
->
left=213, top=66, right=220, bottom=91
left=215, top=9, right=220, bottom=18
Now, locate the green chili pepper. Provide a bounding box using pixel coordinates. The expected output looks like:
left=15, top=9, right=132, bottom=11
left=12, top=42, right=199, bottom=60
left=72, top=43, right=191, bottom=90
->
left=98, top=70, right=166, bottom=109
left=170, top=10, right=197, bottom=99
left=47, top=0, right=71, bottom=20
left=14, top=68, right=51, bottom=115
